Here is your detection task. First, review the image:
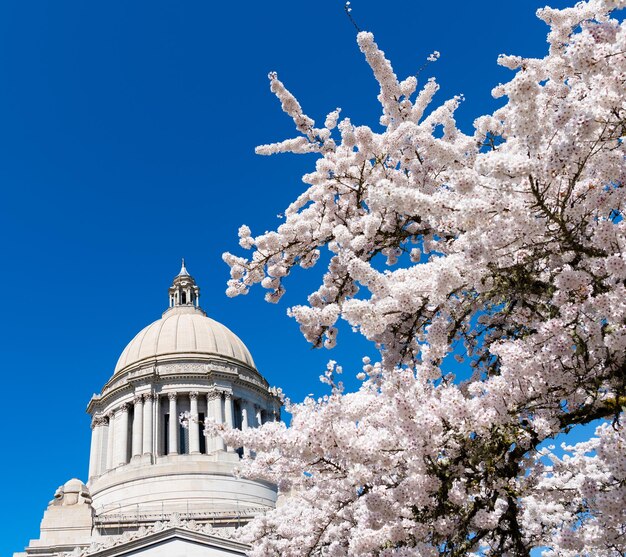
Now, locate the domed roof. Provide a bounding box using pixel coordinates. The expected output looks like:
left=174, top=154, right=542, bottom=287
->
left=114, top=306, right=255, bottom=373
left=113, top=261, right=255, bottom=374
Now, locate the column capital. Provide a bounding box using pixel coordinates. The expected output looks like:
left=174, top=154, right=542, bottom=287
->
left=133, top=394, right=144, bottom=405
left=143, top=392, right=155, bottom=402
left=189, top=391, right=199, bottom=400
left=91, top=415, right=107, bottom=428
left=116, top=403, right=130, bottom=415
left=168, top=392, right=177, bottom=401
left=206, top=389, right=222, bottom=401
left=223, top=391, right=233, bottom=401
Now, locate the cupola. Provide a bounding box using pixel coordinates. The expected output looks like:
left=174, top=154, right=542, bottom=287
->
left=168, top=258, right=200, bottom=308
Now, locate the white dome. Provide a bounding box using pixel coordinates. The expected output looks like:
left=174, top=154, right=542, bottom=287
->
left=114, top=306, right=255, bottom=374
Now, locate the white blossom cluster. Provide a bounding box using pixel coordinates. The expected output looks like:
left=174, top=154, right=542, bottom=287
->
left=222, top=1, right=626, bottom=554
left=525, top=422, right=626, bottom=556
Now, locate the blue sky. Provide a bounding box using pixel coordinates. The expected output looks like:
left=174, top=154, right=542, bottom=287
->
left=0, top=0, right=589, bottom=553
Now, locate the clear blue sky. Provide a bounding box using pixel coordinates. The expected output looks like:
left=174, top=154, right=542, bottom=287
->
left=1, top=0, right=584, bottom=553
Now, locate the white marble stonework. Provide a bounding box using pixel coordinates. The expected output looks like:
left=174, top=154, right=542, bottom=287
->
left=15, top=262, right=281, bottom=557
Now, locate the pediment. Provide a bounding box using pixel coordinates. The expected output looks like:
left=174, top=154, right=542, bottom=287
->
left=76, top=527, right=248, bottom=557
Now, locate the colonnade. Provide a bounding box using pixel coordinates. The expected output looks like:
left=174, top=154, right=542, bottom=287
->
left=88, top=389, right=278, bottom=480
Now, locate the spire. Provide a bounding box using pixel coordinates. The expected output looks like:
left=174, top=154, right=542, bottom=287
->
left=168, top=260, right=200, bottom=310
left=178, top=258, right=190, bottom=277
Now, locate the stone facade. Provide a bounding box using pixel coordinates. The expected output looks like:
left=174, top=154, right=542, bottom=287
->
left=14, top=262, right=280, bottom=556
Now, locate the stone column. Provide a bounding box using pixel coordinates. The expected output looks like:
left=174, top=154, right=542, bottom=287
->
left=168, top=392, right=178, bottom=455
left=207, top=390, right=224, bottom=452
left=255, top=405, right=263, bottom=427
left=241, top=401, right=250, bottom=457
left=98, top=416, right=109, bottom=475
left=88, top=415, right=105, bottom=480
left=224, top=392, right=235, bottom=452
left=131, top=395, right=144, bottom=459
left=189, top=391, right=200, bottom=454
left=114, top=404, right=129, bottom=466
left=105, top=412, right=115, bottom=471
left=142, top=393, right=154, bottom=457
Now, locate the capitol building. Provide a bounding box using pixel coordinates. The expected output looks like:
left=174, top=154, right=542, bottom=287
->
left=14, top=262, right=282, bottom=556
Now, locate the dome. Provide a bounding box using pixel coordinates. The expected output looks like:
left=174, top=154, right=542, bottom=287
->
left=113, top=261, right=255, bottom=374
left=20, top=260, right=280, bottom=557
left=114, top=306, right=256, bottom=373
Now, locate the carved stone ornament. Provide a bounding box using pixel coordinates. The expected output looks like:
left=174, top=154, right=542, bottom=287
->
left=206, top=388, right=222, bottom=401
left=210, top=361, right=238, bottom=374
left=91, top=415, right=108, bottom=428
left=189, top=391, right=199, bottom=400
left=142, top=392, right=155, bottom=401
left=169, top=512, right=183, bottom=526
left=167, top=392, right=177, bottom=401
left=238, top=369, right=266, bottom=389
left=133, top=394, right=144, bottom=405
left=163, top=362, right=207, bottom=375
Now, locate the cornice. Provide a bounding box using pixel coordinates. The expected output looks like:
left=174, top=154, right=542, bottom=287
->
left=111, top=352, right=261, bottom=385
left=89, top=359, right=273, bottom=413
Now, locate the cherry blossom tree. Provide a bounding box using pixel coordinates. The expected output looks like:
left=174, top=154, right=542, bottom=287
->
left=220, top=0, right=626, bottom=554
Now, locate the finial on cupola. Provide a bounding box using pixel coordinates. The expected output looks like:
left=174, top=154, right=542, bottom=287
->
left=178, top=258, right=190, bottom=277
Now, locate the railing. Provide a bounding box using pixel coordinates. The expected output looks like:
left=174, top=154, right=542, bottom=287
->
left=93, top=506, right=269, bottom=527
